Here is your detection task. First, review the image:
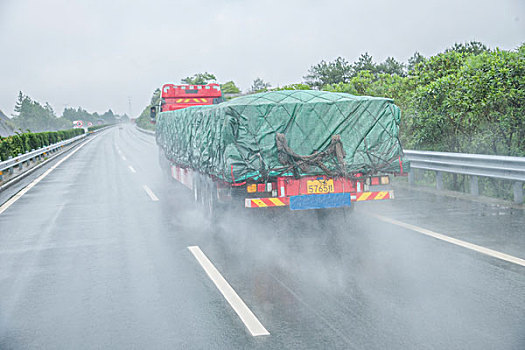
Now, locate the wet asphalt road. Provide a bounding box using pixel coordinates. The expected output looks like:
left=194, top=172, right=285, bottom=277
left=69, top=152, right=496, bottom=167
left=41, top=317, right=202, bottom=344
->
left=1, top=125, right=524, bottom=349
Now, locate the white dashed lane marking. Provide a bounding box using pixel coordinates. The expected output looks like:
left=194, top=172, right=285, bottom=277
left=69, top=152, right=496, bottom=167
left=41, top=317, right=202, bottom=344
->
left=142, top=185, right=159, bottom=201
left=188, top=246, right=270, bottom=337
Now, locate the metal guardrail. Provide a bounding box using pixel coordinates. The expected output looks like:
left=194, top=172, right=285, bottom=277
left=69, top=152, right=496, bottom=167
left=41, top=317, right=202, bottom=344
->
left=0, top=133, right=87, bottom=180
left=404, top=150, right=525, bottom=203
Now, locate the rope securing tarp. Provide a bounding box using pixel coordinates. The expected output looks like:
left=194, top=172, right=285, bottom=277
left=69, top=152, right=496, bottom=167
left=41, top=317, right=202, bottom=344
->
left=276, top=133, right=346, bottom=178
left=156, top=90, right=409, bottom=183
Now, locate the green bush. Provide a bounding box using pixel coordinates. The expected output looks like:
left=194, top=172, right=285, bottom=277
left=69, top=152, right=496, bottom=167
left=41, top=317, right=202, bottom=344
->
left=28, top=133, right=42, bottom=150
left=0, top=128, right=84, bottom=161
left=136, top=117, right=155, bottom=131
left=0, top=138, right=9, bottom=161
left=88, top=124, right=112, bottom=132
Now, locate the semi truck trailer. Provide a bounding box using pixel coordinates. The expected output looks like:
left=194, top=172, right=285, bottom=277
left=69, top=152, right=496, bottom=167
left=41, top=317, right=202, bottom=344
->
left=155, top=85, right=408, bottom=218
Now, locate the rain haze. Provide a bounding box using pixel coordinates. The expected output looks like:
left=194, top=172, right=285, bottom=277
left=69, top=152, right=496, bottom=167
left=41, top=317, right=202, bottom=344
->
left=1, top=1, right=525, bottom=349
left=0, top=0, right=523, bottom=116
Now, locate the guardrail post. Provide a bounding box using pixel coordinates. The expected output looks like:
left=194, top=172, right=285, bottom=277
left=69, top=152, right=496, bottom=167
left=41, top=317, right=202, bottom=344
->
left=436, top=171, right=443, bottom=191
left=416, top=168, right=424, bottom=182
left=513, top=182, right=523, bottom=204
left=408, top=171, right=415, bottom=186
left=470, top=175, right=479, bottom=196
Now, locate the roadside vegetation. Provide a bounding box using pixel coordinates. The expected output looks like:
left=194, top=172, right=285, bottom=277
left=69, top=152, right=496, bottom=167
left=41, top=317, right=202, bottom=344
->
left=315, top=42, right=524, bottom=199
left=87, top=124, right=111, bottom=132
left=1, top=93, right=122, bottom=162
left=4, top=91, right=127, bottom=135
left=0, top=128, right=84, bottom=161
left=318, top=42, right=524, bottom=199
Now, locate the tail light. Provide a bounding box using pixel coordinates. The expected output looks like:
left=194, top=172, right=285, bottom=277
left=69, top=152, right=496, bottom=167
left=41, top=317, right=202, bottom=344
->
left=369, top=176, right=390, bottom=186
left=246, top=183, right=276, bottom=194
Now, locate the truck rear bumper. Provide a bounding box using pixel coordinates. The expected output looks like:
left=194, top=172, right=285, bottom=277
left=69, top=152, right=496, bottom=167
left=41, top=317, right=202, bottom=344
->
left=245, top=190, right=394, bottom=209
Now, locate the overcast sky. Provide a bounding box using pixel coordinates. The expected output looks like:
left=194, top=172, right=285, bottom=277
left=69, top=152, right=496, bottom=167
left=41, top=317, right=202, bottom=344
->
left=0, top=0, right=523, bottom=117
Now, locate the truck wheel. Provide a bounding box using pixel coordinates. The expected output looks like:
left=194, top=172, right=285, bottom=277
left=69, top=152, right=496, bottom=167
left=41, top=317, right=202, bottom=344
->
left=200, top=176, right=207, bottom=207
left=206, top=181, right=216, bottom=217
left=205, top=180, right=225, bottom=227
left=204, top=182, right=214, bottom=218
left=193, top=177, right=200, bottom=203
left=158, top=150, right=170, bottom=176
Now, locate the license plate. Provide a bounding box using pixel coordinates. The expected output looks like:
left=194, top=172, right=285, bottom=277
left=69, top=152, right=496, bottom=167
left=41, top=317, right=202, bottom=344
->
left=307, top=179, right=334, bottom=194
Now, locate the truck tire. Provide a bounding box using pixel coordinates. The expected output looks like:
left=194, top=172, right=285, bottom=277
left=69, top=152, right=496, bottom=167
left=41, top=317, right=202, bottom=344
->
left=204, top=181, right=215, bottom=219
left=200, top=176, right=207, bottom=207
left=159, top=151, right=178, bottom=185
left=208, top=181, right=223, bottom=221
left=158, top=150, right=169, bottom=173
left=193, top=176, right=200, bottom=203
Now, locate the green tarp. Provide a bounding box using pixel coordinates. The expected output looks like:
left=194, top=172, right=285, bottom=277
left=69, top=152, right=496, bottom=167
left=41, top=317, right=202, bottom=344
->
left=156, top=90, right=407, bottom=183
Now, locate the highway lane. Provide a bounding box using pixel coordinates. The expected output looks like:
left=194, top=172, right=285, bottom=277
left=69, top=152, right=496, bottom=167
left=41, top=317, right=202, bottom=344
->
left=0, top=128, right=249, bottom=349
left=1, top=124, right=524, bottom=349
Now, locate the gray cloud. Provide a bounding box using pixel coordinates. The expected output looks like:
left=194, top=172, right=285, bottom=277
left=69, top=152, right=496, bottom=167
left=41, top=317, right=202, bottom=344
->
left=0, top=0, right=523, bottom=117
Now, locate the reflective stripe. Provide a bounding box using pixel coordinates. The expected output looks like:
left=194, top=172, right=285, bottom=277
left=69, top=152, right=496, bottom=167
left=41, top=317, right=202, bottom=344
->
left=357, top=192, right=371, bottom=201
left=245, top=197, right=290, bottom=208
left=268, top=198, right=285, bottom=206
left=375, top=191, right=388, bottom=200
left=252, top=199, right=267, bottom=207
left=353, top=191, right=392, bottom=201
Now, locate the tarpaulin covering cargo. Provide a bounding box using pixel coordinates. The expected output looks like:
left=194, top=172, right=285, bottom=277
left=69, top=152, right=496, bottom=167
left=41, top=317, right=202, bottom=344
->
left=156, top=90, right=407, bottom=183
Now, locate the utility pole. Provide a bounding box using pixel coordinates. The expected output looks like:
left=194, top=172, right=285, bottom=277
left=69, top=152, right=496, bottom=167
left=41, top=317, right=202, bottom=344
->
left=128, top=97, right=132, bottom=118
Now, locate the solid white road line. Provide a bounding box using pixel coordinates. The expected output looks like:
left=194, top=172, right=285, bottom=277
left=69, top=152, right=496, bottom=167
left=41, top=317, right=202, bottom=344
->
left=142, top=185, right=159, bottom=201
left=128, top=165, right=136, bottom=173
left=188, top=246, right=270, bottom=337
left=372, top=214, right=525, bottom=267
left=0, top=136, right=97, bottom=215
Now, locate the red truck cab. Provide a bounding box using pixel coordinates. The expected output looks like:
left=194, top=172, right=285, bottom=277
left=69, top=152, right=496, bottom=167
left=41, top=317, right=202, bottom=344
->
left=161, top=83, right=224, bottom=111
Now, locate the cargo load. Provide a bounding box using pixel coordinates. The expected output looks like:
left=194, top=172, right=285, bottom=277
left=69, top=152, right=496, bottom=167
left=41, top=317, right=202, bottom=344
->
left=156, top=90, right=407, bottom=183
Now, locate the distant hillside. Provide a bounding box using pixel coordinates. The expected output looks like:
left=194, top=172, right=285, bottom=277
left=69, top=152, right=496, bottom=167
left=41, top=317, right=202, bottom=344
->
left=0, top=109, right=15, bottom=137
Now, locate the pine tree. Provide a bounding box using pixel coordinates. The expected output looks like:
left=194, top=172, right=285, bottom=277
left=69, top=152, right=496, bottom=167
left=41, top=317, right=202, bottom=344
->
left=13, top=91, right=24, bottom=116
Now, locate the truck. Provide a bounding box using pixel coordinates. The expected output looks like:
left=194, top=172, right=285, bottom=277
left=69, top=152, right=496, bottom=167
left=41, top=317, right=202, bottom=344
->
left=155, top=85, right=408, bottom=219
left=160, top=83, right=224, bottom=112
